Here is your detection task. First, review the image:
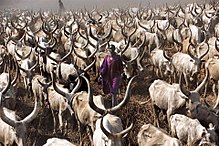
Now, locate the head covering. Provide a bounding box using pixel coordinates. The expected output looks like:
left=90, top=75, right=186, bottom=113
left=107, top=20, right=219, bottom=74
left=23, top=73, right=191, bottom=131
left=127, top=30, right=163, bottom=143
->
left=109, top=44, right=116, bottom=52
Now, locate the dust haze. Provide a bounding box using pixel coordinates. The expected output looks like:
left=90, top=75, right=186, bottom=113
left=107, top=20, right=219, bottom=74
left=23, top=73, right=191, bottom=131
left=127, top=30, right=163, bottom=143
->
left=0, top=0, right=216, bottom=11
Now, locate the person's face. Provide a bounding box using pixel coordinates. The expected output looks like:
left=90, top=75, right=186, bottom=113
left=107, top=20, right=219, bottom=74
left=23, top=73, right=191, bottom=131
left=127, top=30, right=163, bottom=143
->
left=107, top=48, right=114, bottom=56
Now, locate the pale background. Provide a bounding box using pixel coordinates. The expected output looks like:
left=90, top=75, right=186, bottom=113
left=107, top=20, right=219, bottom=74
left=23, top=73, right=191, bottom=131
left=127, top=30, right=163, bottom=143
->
left=0, top=0, right=217, bottom=11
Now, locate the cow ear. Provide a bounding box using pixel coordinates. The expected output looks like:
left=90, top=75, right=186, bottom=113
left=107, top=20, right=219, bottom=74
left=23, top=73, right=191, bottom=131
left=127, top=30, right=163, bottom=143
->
left=201, top=59, right=206, bottom=63
left=201, top=131, right=205, bottom=137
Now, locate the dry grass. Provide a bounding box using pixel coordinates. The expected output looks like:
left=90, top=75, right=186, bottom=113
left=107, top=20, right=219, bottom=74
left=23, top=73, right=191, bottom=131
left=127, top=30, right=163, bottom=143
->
left=13, top=65, right=217, bottom=146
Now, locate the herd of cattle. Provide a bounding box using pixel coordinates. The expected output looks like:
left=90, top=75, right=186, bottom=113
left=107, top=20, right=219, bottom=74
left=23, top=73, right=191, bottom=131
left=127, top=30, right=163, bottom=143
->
left=0, top=1, right=219, bottom=146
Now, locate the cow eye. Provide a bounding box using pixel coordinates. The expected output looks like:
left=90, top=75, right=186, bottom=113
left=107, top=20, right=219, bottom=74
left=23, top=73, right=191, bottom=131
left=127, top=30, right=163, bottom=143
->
left=190, top=59, right=193, bottom=62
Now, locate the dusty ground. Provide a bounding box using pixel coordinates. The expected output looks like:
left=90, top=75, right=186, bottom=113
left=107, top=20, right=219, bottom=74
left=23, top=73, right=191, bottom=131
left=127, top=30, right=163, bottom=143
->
left=13, top=64, right=216, bottom=146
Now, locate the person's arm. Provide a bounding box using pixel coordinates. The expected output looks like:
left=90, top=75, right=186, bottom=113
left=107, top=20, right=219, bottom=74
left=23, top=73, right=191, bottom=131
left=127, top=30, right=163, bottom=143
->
left=110, top=56, right=123, bottom=78
left=99, top=56, right=108, bottom=76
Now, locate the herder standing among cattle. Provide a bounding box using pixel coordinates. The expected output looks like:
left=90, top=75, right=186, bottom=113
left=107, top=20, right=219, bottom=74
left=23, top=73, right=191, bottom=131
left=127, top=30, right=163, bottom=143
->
left=99, top=44, right=123, bottom=106
left=58, top=0, right=65, bottom=15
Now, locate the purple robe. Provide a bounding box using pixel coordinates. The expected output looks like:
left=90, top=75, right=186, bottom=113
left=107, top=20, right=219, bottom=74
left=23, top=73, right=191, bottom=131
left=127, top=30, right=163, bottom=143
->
left=99, top=54, right=123, bottom=96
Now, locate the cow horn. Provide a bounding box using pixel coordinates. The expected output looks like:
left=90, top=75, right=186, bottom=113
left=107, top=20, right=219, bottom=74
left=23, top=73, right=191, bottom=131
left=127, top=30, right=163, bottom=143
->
left=51, top=71, right=68, bottom=96
left=47, top=41, right=73, bottom=63
left=30, top=55, right=39, bottom=71
left=52, top=70, right=81, bottom=101
left=187, top=44, right=197, bottom=60
left=109, top=75, right=136, bottom=113
left=122, top=35, right=145, bottom=63
left=100, top=115, right=133, bottom=138
left=37, top=79, right=52, bottom=89
left=121, top=36, right=131, bottom=55
left=179, top=72, right=191, bottom=97
left=194, top=67, right=209, bottom=93
left=0, top=76, right=40, bottom=126
left=89, top=25, right=98, bottom=41
left=172, top=30, right=182, bottom=51
left=163, top=49, right=171, bottom=61
left=14, top=46, right=32, bottom=60
left=11, top=60, right=19, bottom=86
left=0, top=97, right=16, bottom=128
left=88, top=78, right=106, bottom=115
left=198, top=42, right=209, bottom=60
left=83, top=56, right=96, bottom=72
left=215, top=37, right=219, bottom=53
left=57, top=63, right=69, bottom=85
left=156, top=20, right=170, bottom=31
left=70, top=75, right=82, bottom=95
left=20, top=91, right=40, bottom=123
left=1, top=71, right=11, bottom=95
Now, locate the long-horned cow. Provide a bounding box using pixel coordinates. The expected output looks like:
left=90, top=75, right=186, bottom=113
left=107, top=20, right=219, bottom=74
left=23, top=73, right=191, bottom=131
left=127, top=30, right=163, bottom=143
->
left=89, top=75, right=136, bottom=146
left=150, top=47, right=174, bottom=80
left=51, top=73, right=101, bottom=145
left=149, top=67, right=209, bottom=128
left=38, top=72, right=75, bottom=134
left=164, top=43, right=209, bottom=88
left=0, top=72, right=40, bottom=146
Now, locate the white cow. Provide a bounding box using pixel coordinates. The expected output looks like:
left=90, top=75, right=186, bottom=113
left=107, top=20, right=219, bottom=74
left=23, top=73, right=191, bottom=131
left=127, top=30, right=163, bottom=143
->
left=149, top=68, right=209, bottom=128
left=43, top=138, right=76, bottom=146
left=89, top=76, right=136, bottom=146
left=0, top=75, right=40, bottom=146
left=137, top=123, right=182, bottom=146
left=170, top=114, right=212, bottom=146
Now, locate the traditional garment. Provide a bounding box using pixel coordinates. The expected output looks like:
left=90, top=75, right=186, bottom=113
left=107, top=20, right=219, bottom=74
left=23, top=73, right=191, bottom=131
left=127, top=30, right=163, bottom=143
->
left=99, top=54, right=123, bottom=96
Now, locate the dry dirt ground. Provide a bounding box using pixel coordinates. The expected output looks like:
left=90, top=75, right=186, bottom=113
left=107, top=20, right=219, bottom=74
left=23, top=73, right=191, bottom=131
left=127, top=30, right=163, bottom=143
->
left=13, top=64, right=216, bottom=146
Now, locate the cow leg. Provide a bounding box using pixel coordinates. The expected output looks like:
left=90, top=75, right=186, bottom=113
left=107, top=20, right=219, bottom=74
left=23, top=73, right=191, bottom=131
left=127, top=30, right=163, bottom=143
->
left=213, top=80, right=217, bottom=99
left=67, top=105, right=74, bottom=116
left=75, top=116, right=84, bottom=146
left=183, top=73, right=189, bottom=89
left=51, top=109, right=57, bottom=134
left=213, top=81, right=219, bottom=108
left=166, top=108, right=173, bottom=130
left=58, top=110, right=63, bottom=134
left=155, top=68, right=160, bottom=78
left=151, top=65, right=155, bottom=77
left=112, top=94, right=118, bottom=107
left=158, top=67, right=163, bottom=79
left=152, top=104, right=160, bottom=127
left=188, top=135, right=193, bottom=146
left=39, top=92, right=45, bottom=107
left=87, top=126, right=94, bottom=146
left=173, top=72, right=177, bottom=83
left=137, top=58, right=144, bottom=72
left=161, top=109, right=167, bottom=122
left=203, top=79, right=209, bottom=98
